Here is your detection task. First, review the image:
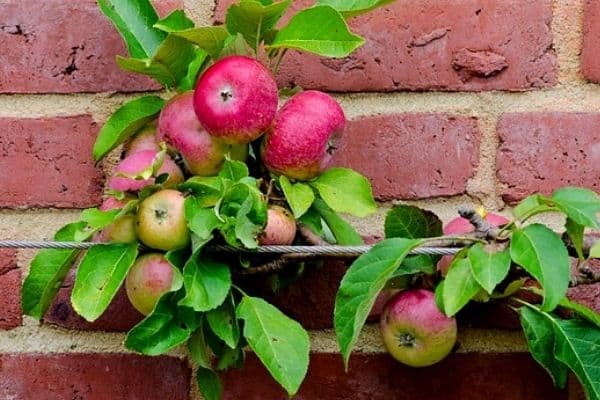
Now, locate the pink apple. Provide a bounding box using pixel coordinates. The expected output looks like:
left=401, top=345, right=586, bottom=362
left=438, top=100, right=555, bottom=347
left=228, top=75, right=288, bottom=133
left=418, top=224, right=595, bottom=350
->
left=193, top=56, right=278, bottom=144
left=125, top=122, right=160, bottom=155
left=258, top=206, right=297, bottom=245
left=125, top=253, right=175, bottom=315
left=158, top=91, right=247, bottom=176
left=437, top=211, right=510, bottom=275
left=108, top=150, right=184, bottom=192
left=96, top=196, right=137, bottom=244
left=261, top=90, right=345, bottom=181
left=380, top=289, right=457, bottom=367
left=136, top=189, right=190, bottom=251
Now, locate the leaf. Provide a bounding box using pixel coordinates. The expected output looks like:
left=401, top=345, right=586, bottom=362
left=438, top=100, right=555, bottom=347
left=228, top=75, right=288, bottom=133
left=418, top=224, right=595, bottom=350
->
left=178, top=256, right=231, bottom=312
left=185, top=197, right=223, bottom=240
left=219, top=33, right=252, bottom=57
left=207, top=293, right=240, bottom=349
left=315, top=0, right=396, bottom=17
left=565, top=218, right=585, bottom=260
left=557, top=297, right=600, bottom=329
left=312, top=199, right=363, bottom=245
left=179, top=176, right=223, bottom=207
left=512, top=194, right=554, bottom=220
left=93, top=96, right=165, bottom=161
left=153, top=9, right=195, bottom=31
left=196, top=368, right=223, bottom=400
left=226, top=0, right=291, bottom=50
left=552, top=314, right=600, bottom=399
left=161, top=25, right=230, bottom=59
left=179, top=48, right=209, bottom=91
left=216, top=346, right=245, bottom=370
left=591, top=240, right=600, bottom=259
left=510, top=224, right=570, bottom=311
left=298, top=207, right=323, bottom=235
left=550, top=187, right=600, bottom=229
left=21, top=222, right=89, bottom=319
left=311, top=168, right=376, bottom=217
left=188, top=322, right=212, bottom=369
left=218, top=158, right=249, bottom=182
left=71, top=243, right=138, bottom=321
left=237, top=296, right=310, bottom=396
left=334, top=238, right=420, bottom=368
left=125, top=295, right=191, bottom=355
left=467, top=244, right=511, bottom=294
left=384, top=204, right=442, bottom=239
left=519, top=307, right=569, bottom=388
left=442, top=257, right=482, bottom=316
left=218, top=182, right=267, bottom=248
left=267, top=5, right=364, bottom=57
left=279, top=176, right=314, bottom=218
left=97, top=0, right=166, bottom=58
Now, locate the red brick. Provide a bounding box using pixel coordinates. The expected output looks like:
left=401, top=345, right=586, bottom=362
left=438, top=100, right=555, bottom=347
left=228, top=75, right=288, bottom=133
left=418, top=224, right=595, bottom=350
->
left=331, top=114, right=480, bottom=200
left=0, top=250, right=21, bottom=330
left=44, top=268, right=143, bottom=332
left=567, top=259, right=600, bottom=314
left=0, top=353, right=190, bottom=399
left=220, top=352, right=566, bottom=399
left=0, top=116, right=104, bottom=208
left=583, top=0, right=600, bottom=82
left=497, top=113, right=600, bottom=203
left=0, top=0, right=181, bottom=93
left=216, top=0, right=556, bottom=92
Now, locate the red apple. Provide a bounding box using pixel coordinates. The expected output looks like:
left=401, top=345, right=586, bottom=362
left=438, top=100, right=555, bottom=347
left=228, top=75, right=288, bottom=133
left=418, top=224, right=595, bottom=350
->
left=258, top=206, right=296, bottom=245
left=125, top=253, right=175, bottom=315
left=261, top=90, right=345, bottom=181
left=136, top=189, right=190, bottom=251
left=108, top=150, right=184, bottom=192
left=96, top=196, right=137, bottom=244
left=437, top=211, right=510, bottom=275
left=380, top=289, right=457, bottom=367
left=193, top=55, right=278, bottom=144
left=158, top=91, right=247, bottom=176
left=125, top=122, right=160, bottom=155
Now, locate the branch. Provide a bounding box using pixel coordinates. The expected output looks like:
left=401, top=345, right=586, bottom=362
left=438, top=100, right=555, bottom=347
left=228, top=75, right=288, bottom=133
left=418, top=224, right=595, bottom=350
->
left=298, top=223, right=329, bottom=246
left=458, top=207, right=499, bottom=240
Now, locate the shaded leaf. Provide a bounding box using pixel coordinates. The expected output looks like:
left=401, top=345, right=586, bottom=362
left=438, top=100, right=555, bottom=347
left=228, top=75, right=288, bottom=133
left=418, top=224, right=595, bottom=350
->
left=196, top=368, right=223, bottom=400
left=550, top=187, right=600, bottom=229
left=384, top=204, right=442, bottom=239
left=226, top=0, right=291, bottom=50
left=279, top=176, right=314, bottom=218
left=442, top=257, right=482, bottom=316
left=207, top=293, right=240, bottom=349
left=312, top=199, right=362, bottom=245
left=161, top=26, right=230, bottom=59
left=565, top=218, right=585, bottom=260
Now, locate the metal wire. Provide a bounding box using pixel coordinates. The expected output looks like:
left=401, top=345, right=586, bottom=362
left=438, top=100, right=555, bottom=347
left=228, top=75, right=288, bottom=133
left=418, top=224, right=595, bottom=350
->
left=0, top=239, right=461, bottom=256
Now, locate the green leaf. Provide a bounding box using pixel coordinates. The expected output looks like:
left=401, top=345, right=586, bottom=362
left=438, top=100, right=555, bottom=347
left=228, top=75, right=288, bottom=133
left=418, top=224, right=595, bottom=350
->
left=179, top=176, right=223, bottom=207
left=267, top=5, right=365, bottom=57
left=548, top=312, right=600, bottom=399
left=219, top=33, right=252, bottom=57
left=279, top=176, right=314, bottom=218
left=71, top=243, right=138, bottom=321
left=125, top=295, right=191, bottom=355
left=196, top=368, right=223, bottom=400
left=312, top=199, right=363, bottom=245
left=237, top=296, right=310, bottom=396
left=510, top=224, right=570, bottom=311
left=185, top=197, right=223, bottom=240
left=116, top=34, right=196, bottom=88
left=218, top=158, right=249, bottom=182
left=21, top=222, right=89, bottom=319
left=179, top=256, right=231, bottom=312
left=434, top=281, right=446, bottom=315
left=93, top=96, right=165, bottom=161
left=226, top=0, right=291, bottom=50
left=519, top=307, right=569, bottom=388
left=550, top=187, right=600, bottom=229
left=384, top=204, right=442, bottom=239
left=565, top=218, right=585, bottom=260
left=512, top=194, right=553, bottom=220
left=216, top=346, right=245, bottom=370
left=591, top=240, right=600, bottom=259
left=153, top=9, right=195, bottom=31
left=311, top=168, right=376, bottom=217
left=315, top=0, right=396, bottom=17
left=558, top=297, right=600, bottom=329
left=334, top=238, right=420, bottom=368
left=467, top=244, right=511, bottom=294
left=442, top=257, right=482, bottom=316
left=80, top=208, right=120, bottom=231
left=298, top=207, right=323, bottom=235
left=207, top=293, right=240, bottom=349
left=97, top=0, right=166, bottom=58
left=161, top=26, right=230, bottom=59
left=188, top=327, right=212, bottom=369
left=218, top=182, right=267, bottom=248
left=179, top=48, right=209, bottom=91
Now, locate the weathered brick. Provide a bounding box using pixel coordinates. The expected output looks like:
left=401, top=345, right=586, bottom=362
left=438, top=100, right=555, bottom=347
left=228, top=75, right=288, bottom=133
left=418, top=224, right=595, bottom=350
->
left=497, top=113, right=600, bottom=203
left=0, top=250, right=21, bottom=330
left=0, top=353, right=190, bottom=399
left=0, top=0, right=180, bottom=93
left=567, top=259, right=600, bottom=314
left=583, top=0, right=600, bottom=82
left=220, top=352, right=566, bottom=399
left=331, top=114, right=480, bottom=200
left=0, top=116, right=104, bottom=208
left=216, top=0, right=556, bottom=91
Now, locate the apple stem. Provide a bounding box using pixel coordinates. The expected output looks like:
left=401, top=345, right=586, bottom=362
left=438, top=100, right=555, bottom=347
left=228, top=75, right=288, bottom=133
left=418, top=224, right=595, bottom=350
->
left=397, top=333, right=416, bottom=347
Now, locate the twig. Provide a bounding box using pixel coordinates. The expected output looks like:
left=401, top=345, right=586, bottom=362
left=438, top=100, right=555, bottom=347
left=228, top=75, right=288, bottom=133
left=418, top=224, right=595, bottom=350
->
left=458, top=207, right=500, bottom=240
left=298, top=223, right=329, bottom=246
left=570, top=262, right=600, bottom=286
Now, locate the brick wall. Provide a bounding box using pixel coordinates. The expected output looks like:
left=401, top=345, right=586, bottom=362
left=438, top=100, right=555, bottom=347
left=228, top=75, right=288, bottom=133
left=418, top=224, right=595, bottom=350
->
left=0, top=0, right=598, bottom=399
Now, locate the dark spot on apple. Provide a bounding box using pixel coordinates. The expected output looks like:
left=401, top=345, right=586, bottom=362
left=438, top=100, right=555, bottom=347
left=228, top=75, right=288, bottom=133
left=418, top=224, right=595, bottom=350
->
left=154, top=208, right=168, bottom=220
left=220, top=90, right=233, bottom=102
left=397, top=332, right=416, bottom=347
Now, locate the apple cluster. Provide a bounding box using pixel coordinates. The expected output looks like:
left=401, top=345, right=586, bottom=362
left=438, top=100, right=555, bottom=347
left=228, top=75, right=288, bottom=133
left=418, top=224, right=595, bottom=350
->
left=97, top=55, right=345, bottom=315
